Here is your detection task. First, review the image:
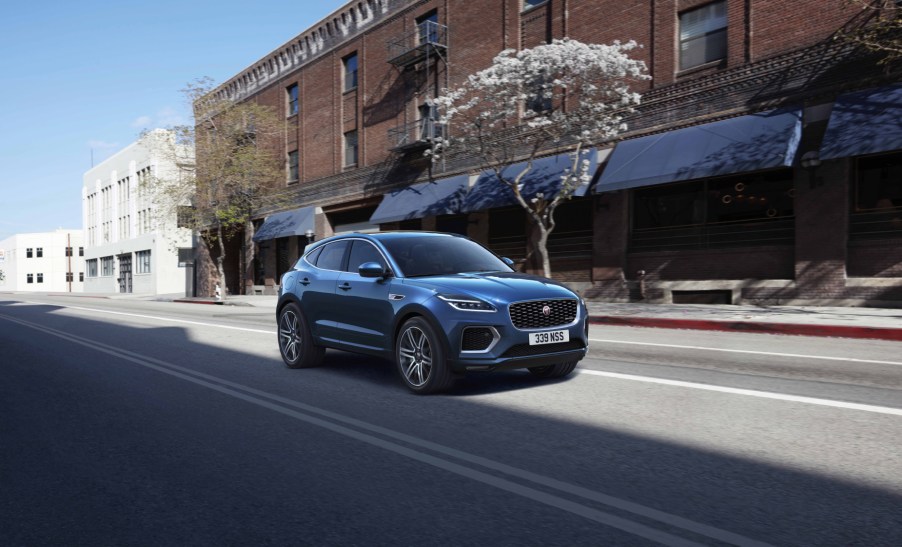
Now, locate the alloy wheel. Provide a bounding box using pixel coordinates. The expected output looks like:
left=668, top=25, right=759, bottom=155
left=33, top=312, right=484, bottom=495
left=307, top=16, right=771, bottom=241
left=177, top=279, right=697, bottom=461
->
left=398, top=326, right=433, bottom=387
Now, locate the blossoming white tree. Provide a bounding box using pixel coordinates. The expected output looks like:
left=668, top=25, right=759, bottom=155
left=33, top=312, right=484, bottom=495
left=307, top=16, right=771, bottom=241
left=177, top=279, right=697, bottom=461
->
left=431, top=38, right=648, bottom=277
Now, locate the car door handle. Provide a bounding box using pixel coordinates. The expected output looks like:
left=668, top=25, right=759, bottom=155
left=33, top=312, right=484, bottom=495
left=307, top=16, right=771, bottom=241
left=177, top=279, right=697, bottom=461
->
left=338, top=283, right=352, bottom=291
left=300, top=277, right=311, bottom=286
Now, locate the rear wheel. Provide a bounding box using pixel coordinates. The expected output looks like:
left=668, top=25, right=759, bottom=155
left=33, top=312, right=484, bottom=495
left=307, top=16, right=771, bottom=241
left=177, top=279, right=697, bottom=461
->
left=278, top=302, right=325, bottom=369
left=528, top=361, right=578, bottom=379
left=395, top=317, right=455, bottom=394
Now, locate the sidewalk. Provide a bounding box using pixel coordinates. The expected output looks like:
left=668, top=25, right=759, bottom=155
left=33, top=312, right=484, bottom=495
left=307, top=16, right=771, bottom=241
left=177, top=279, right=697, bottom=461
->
left=167, top=294, right=902, bottom=342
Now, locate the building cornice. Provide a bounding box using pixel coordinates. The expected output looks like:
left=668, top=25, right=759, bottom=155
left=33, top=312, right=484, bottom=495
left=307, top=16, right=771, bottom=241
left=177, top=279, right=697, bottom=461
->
left=212, top=0, right=406, bottom=102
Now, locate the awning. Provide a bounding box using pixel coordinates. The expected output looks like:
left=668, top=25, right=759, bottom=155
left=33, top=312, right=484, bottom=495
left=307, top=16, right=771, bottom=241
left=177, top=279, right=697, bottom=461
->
left=819, top=83, right=902, bottom=160
left=594, top=108, right=802, bottom=193
left=461, top=150, right=600, bottom=213
left=369, top=175, right=469, bottom=224
left=252, top=206, right=316, bottom=242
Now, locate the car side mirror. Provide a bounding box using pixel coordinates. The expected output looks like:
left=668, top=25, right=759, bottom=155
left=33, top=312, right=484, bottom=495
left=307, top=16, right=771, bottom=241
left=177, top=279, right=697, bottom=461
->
left=502, top=257, right=515, bottom=267
left=358, top=262, right=388, bottom=278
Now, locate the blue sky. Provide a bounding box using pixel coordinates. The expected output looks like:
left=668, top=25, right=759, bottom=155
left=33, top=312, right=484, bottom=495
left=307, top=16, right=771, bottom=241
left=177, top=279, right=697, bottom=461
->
left=0, top=0, right=345, bottom=242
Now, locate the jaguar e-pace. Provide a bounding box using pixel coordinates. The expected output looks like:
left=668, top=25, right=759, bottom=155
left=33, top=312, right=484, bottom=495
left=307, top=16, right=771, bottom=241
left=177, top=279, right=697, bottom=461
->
left=276, top=232, right=588, bottom=393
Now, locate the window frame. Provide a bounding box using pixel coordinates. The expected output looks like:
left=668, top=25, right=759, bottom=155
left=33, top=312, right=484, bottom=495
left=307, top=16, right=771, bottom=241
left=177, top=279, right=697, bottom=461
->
left=287, top=83, right=299, bottom=116
left=136, top=250, right=152, bottom=274
left=343, top=53, right=358, bottom=92
left=26, top=273, right=33, bottom=284
left=678, top=1, right=728, bottom=72
left=344, top=130, right=359, bottom=168
left=26, top=248, right=33, bottom=258
left=288, top=150, right=299, bottom=183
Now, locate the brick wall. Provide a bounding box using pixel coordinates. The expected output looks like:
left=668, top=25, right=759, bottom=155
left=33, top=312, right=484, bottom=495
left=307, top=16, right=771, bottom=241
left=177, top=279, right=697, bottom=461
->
left=849, top=240, right=902, bottom=277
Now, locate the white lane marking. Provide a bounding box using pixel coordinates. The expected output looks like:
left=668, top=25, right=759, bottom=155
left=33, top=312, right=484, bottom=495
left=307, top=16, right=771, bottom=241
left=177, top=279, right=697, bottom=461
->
left=589, top=337, right=902, bottom=368
left=1, top=312, right=769, bottom=547
left=578, top=369, right=902, bottom=417
left=24, top=301, right=273, bottom=335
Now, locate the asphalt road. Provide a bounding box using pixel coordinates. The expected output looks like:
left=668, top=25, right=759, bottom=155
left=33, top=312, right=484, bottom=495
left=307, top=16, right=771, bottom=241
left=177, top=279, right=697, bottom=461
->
left=2, top=294, right=901, bottom=546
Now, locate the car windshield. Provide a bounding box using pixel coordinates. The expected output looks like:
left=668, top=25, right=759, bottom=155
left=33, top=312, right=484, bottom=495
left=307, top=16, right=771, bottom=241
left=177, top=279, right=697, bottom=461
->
left=381, top=236, right=514, bottom=277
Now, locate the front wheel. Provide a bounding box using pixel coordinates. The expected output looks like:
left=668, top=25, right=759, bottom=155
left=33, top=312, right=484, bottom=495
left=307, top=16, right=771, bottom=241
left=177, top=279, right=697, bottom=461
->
left=395, top=317, right=455, bottom=394
left=278, top=302, right=325, bottom=369
left=528, top=361, right=578, bottom=379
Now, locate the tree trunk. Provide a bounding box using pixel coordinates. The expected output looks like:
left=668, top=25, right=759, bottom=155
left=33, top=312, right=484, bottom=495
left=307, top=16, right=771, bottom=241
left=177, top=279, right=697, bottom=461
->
left=243, top=220, right=256, bottom=296
left=215, top=225, right=227, bottom=299
left=536, top=224, right=551, bottom=278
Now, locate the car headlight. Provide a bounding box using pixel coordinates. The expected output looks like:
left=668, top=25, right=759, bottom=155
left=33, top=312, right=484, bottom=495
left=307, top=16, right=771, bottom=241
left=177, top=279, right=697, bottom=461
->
left=437, top=294, right=496, bottom=312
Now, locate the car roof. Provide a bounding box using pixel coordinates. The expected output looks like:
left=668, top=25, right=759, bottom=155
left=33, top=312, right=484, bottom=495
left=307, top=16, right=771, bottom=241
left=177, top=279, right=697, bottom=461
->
left=325, top=231, right=465, bottom=243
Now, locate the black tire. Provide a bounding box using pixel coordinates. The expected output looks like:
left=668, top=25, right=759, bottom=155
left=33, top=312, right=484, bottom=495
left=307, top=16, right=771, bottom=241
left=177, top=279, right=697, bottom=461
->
left=528, top=361, right=578, bottom=379
left=278, top=302, right=325, bottom=369
left=395, top=317, right=456, bottom=394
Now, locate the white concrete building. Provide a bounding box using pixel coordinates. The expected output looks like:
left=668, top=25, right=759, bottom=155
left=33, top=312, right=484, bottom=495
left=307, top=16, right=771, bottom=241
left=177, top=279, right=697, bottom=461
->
left=0, top=230, right=84, bottom=293
left=82, top=130, right=194, bottom=296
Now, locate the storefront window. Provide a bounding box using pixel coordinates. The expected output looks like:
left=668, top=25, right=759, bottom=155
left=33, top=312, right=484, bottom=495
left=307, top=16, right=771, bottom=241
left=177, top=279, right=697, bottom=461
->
left=631, top=171, right=794, bottom=251
left=850, top=151, right=902, bottom=239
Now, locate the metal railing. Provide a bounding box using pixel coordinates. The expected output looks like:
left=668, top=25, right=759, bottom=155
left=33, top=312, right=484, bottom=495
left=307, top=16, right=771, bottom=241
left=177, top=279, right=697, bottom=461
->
left=387, top=21, right=448, bottom=67
left=850, top=210, right=902, bottom=240
left=630, top=217, right=795, bottom=252
left=388, top=118, right=446, bottom=150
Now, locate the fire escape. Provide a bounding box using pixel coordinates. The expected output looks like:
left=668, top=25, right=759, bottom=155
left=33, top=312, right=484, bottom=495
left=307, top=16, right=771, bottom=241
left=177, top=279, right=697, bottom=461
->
left=386, top=19, right=449, bottom=151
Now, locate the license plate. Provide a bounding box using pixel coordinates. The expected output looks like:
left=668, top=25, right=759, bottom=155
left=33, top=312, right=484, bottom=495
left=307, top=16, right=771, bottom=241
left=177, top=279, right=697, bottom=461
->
left=529, top=330, right=570, bottom=346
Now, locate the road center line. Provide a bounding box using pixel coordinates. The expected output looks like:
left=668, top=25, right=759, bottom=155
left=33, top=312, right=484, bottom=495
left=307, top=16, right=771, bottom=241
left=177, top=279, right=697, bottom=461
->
left=589, top=337, right=902, bottom=368
left=0, top=312, right=769, bottom=547
left=578, top=369, right=902, bottom=417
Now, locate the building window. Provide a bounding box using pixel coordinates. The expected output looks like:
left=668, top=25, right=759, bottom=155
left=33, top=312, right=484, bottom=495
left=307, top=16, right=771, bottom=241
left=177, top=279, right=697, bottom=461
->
left=136, top=250, right=151, bottom=274
left=36, top=247, right=43, bottom=258
left=101, top=256, right=114, bottom=277
left=679, top=1, right=728, bottom=71
left=850, top=151, right=902, bottom=239
left=36, top=273, right=43, bottom=283
left=26, top=274, right=33, bottom=284
left=343, top=53, right=358, bottom=91
left=287, top=84, right=299, bottom=116
left=66, top=272, right=74, bottom=282
left=65, top=247, right=73, bottom=257
left=288, top=150, right=299, bottom=183
left=86, top=259, right=98, bottom=277
left=523, top=0, right=548, bottom=10
left=26, top=248, right=33, bottom=258
left=344, top=130, right=359, bottom=167
left=79, top=272, right=84, bottom=282
left=79, top=247, right=84, bottom=256
left=417, top=10, right=439, bottom=44
left=631, top=171, right=795, bottom=251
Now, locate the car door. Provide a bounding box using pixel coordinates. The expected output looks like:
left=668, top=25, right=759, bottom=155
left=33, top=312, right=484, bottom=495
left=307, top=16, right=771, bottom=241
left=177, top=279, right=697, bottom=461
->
left=333, top=239, right=394, bottom=352
left=299, top=240, right=349, bottom=342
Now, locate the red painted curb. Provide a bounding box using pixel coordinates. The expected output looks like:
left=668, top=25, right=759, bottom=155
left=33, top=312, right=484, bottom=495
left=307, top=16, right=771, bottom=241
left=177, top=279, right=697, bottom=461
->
left=588, top=315, right=902, bottom=342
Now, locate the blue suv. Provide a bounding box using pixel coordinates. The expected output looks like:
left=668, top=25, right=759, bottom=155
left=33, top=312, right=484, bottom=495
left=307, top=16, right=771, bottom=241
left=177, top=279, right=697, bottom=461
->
left=277, top=232, right=588, bottom=393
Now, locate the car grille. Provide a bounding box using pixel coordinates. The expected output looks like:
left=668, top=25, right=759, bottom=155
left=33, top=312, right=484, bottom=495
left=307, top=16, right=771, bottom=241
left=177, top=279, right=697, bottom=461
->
left=508, top=299, right=578, bottom=330
left=502, top=341, right=586, bottom=358
left=461, top=327, right=496, bottom=352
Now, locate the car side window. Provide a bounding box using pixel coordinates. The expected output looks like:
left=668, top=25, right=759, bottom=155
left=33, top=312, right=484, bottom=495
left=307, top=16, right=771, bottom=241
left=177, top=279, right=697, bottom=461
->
left=304, top=245, right=323, bottom=266
left=347, top=240, right=387, bottom=273
left=314, top=241, right=349, bottom=271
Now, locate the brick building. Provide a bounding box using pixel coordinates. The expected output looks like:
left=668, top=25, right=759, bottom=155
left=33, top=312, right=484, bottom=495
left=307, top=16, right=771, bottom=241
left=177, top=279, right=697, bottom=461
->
left=202, top=0, right=902, bottom=306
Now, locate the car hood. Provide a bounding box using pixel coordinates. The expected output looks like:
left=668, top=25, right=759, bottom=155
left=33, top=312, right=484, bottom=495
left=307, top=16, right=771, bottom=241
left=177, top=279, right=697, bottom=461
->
left=401, top=271, right=578, bottom=304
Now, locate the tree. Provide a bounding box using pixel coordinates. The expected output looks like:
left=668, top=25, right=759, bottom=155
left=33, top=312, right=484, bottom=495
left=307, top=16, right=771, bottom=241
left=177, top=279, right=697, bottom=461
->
left=430, top=38, right=648, bottom=277
left=143, top=77, right=285, bottom=296
left=838, top=0, right=902, bottom=66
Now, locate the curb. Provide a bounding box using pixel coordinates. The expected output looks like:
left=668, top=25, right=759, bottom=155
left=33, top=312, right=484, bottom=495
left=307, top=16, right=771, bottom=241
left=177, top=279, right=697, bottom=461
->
left=172, top=299, right=224, bottom=305
left=588, top=315, right=902, bottom=342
